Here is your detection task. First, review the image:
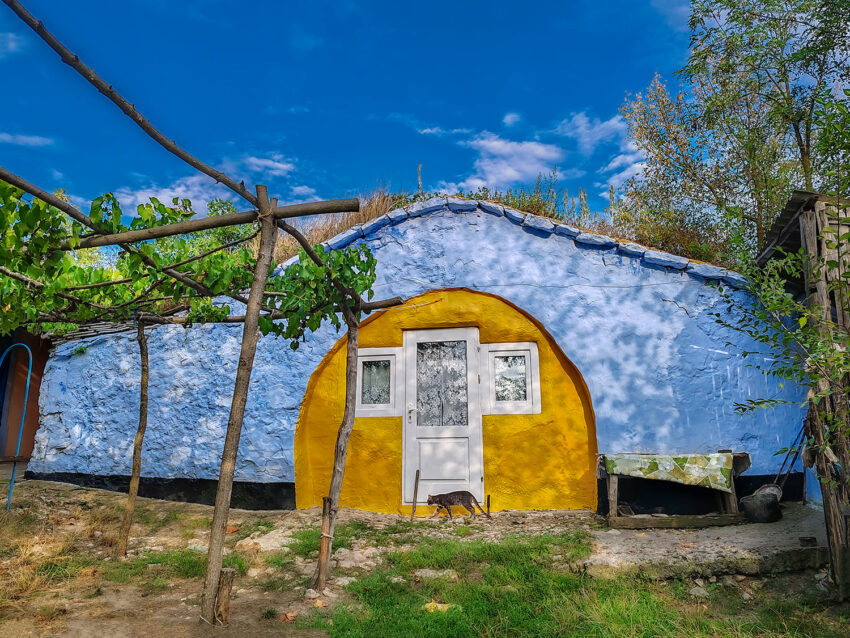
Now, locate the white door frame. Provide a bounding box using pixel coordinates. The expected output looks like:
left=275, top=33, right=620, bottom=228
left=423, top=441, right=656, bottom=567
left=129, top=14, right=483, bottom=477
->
left=402, top=327, right=484, bottom=503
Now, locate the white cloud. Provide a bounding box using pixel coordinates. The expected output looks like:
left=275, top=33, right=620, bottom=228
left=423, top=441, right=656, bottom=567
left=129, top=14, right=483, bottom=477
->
left=434, top=181, right=460, bottom=195
left=605, top=161, right=645, bottom=188
left=650, top=0, right=691, bottom=32
left=417, top=126, right=472, bottom=136
left=50, top=168, right=65, bottom=181
left=554, top=112, right=628, bottom=155
left=456, top=132, right=564, bottom=191
left=243, top=154, right=295, bottom=177
left=113, top=152, right=311, bottom=214
left=598, top=141, right=646, bottom=188
left=285, top=185, right=320, bottom=203
left=0, top=132, right=54, bottom=147
left=502, top=112, right=521, bottom=127
left=0, top=33, right=24, bottom=60
left=601, top=144, right=644, bottom=173
left=113, top=173, right=241, bottom=214
left=290, top=185, right=316, bottom=197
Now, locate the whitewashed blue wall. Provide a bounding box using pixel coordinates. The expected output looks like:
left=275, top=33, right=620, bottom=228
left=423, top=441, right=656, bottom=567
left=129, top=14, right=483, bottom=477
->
left=30, top=198, right=808, bottom=482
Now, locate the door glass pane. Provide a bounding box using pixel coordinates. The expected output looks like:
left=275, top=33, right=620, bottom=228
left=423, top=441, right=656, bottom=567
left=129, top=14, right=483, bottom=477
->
left=361, top=359, right=391, bottom=405
left=416, top=340, right=467, bottom=427
left=494, top=355, right=527, bottom=402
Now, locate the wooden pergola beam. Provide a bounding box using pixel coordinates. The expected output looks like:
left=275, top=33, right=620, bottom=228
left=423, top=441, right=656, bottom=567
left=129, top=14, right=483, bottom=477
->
left=65, top=198, right=360, bottom=249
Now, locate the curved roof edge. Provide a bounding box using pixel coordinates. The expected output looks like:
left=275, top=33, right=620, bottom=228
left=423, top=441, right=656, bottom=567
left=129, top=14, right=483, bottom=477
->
left=280, top=196, right=748, bottom=290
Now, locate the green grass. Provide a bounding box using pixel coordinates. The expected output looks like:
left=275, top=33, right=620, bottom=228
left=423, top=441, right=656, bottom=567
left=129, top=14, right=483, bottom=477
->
left=34, top=555, right=99, bottom=582
left=289, top=520, right=374, bottom=558
left=302, top=531, right=850, bottom=638
left=366, top=520, right=441, bottom=546
left=264, top=551, right=293, bottom=570
left=133, top=508, right=184, bottom=534
left=101, top=549, right=207, bottom=583
left=222, top=552, right=249, bottom=576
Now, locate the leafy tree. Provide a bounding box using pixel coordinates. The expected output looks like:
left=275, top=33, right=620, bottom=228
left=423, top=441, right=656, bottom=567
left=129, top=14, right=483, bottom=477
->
left=716, top=88, right=850, bottom=597
left=618, top=0, right=850, bottom=262
left=688, top=0, right=850, bottom=190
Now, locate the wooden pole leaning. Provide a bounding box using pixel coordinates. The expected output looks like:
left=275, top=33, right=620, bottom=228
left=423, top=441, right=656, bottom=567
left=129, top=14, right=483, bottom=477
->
left=411, top=469, right=420, bottom=522
left=199, top=185, right=278, bottom=625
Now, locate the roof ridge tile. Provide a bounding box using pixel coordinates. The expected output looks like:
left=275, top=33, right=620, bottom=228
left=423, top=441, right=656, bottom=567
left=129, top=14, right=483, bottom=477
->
left=301, top=201, right=748, bottom=289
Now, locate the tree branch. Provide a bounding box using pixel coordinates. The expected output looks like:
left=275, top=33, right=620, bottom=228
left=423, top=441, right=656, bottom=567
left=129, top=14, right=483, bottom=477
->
left=0, top=165, right=100, bottom=230
left=0, top=265, right=112, bottom=311
left=276, top=219, right=403, bottom=314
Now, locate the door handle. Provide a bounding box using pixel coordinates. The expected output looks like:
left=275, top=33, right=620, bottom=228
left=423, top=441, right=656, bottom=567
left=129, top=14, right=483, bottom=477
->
left=407, top=403, right=417, bottom=424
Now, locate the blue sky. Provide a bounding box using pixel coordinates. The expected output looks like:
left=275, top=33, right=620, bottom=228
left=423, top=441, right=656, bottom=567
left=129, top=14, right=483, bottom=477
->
left=0, top=0, right=691, bottom=215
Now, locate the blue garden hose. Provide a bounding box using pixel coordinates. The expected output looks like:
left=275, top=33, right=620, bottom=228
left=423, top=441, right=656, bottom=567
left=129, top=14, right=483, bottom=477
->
left=1, top=343, right=32, bottom=511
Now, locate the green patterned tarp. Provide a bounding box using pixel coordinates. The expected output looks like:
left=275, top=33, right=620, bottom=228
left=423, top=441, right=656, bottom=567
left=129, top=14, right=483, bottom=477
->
left=604, top=453, right=734, bottom=493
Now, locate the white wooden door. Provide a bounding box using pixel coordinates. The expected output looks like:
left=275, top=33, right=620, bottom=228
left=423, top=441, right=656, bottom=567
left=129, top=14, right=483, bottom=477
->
left=403, top=327, right=484, bottom=502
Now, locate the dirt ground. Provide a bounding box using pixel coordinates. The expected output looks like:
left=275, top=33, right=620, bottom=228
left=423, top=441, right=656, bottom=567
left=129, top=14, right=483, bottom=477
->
left=0, top=478, right=834, bottom=636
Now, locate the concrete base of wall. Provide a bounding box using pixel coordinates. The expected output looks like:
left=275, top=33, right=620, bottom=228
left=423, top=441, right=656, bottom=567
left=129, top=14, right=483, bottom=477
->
left=23, top=471, right=295, bottom=511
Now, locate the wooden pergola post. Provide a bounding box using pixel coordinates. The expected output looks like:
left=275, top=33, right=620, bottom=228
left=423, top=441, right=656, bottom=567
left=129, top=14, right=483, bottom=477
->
left=799, top=200, right=850, bottom=599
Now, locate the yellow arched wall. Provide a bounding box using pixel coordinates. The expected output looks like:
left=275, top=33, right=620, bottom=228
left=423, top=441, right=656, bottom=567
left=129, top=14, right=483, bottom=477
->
left=294, top=288, right=598, bottom=513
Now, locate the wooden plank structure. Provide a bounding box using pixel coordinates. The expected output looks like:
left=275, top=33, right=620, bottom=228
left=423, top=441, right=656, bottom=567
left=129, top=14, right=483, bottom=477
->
left=758, top=191, right=850, bottom=598
left=600, top=453, right=750, bottom=530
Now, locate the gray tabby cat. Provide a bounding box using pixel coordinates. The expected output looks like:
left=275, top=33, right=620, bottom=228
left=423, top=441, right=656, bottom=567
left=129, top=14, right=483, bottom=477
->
left=427, top=491, right=491, bottom=519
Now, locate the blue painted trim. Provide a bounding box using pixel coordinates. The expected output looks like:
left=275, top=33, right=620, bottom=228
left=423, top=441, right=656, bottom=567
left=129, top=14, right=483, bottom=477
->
left=723, top=272, right=749, bottom=289
left=478, top=201, right=505, bottom=216
left=618, top=242, right=647, bottom=257
left=643, top=250, right=690, bottom=269
left=360, top=214, right=392, bottom=236
left=523, top=216, right=556, bottom=235
left=446, top=197, right=478, bottom=212
left=504, top=208, right=527, bottom=224
left=686, top=262, right=727, bottom=280
left=553, top=223, right=580, bottom=238
left=387, top=208, right=409, bottom=223
left=575, top=232, right=617, bottom=248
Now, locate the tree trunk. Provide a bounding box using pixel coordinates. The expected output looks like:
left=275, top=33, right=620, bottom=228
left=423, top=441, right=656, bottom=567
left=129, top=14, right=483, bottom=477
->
left=310, top=307, right=359, bottom=591
left=214, top=568, right=236, bottom=625
left=199, top=185, right=278, bottom=624
left=116, top=321, right=149, bottom=558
